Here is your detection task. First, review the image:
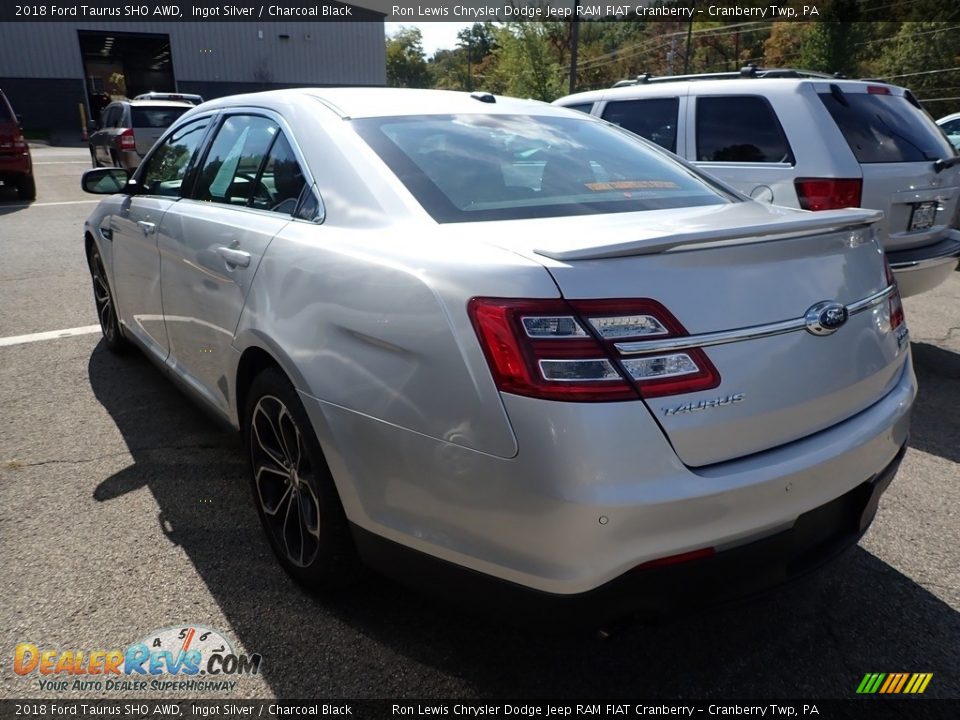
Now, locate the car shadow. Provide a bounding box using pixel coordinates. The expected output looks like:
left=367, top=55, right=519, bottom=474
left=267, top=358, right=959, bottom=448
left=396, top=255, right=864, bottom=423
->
left=0, top=186, right=30, bottom=213
left=88, top=342, right=959, bottom=699
left=908, top=341, right=960, bottom=464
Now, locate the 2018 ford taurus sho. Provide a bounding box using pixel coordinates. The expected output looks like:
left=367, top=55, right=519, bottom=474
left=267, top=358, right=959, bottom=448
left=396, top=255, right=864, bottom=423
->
left=81, top=88, right=915, bottom=620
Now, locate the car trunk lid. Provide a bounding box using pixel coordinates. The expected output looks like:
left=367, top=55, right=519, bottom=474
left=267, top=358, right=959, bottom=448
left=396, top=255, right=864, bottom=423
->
left=475, top=202, right=908, bottom=467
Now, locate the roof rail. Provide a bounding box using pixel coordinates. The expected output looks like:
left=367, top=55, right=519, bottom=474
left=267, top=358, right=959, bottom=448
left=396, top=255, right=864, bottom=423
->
left=611, top=66, right=840, bottom=87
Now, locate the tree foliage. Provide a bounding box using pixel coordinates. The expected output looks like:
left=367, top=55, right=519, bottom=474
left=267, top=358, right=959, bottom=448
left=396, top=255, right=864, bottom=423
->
left=385, top=27, right=431, bottom=89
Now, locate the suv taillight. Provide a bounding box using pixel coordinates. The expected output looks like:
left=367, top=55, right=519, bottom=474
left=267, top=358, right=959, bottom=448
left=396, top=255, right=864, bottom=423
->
left=795, top=178, right=862, bottom=211
left=119, top=128, right=136, bottom=151
left=468, top=298, right=720, bottom=402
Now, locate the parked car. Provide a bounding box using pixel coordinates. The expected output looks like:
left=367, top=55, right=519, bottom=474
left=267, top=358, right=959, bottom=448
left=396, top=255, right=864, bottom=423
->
left=556, top=67, right=960, bottom=297
left=0, top=88, right=35, bottom=200
left=937, top=111, right=960, bottom=151
left=133, top=91, right=204, bottom=105
left=80, top=88, right=915, bottom=620
left=88, top=99, right=193, bottom=171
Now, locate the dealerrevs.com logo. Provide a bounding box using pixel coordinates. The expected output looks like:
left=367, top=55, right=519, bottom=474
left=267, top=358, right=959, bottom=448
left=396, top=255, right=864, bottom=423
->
left=13, top=625, right=262, bottom=693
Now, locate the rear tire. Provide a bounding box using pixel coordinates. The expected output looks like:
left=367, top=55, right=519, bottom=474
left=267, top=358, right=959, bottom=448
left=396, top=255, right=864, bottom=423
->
left=244, top=367, right=359, bottom=592
left=16, top=174, right=35, bottom=201
left=87, top=245, right=129, bottom=354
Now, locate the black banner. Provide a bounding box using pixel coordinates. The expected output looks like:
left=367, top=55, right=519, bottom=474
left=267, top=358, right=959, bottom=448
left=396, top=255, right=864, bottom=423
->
left=2, top=0, right=958, bottom=24
left=1, top=700, right=958, bottom=720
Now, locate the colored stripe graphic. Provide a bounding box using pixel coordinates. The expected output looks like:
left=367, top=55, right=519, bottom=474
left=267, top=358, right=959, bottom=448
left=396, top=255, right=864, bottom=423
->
left=857, top=673, right=932, bottom=694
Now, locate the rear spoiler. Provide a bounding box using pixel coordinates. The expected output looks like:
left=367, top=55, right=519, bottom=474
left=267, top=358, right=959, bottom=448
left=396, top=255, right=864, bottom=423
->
left=534, top=208, right=883, bottom=261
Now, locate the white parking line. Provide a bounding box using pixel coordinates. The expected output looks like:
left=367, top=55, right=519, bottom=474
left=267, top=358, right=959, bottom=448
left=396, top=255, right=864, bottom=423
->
left=0, top=325, right=101, bottom=347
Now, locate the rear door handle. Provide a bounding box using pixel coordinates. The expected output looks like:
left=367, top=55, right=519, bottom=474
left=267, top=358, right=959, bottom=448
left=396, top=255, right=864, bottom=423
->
left=216, top=246, right=251, bottom=268
left=137, top=221, right=156, bottom=235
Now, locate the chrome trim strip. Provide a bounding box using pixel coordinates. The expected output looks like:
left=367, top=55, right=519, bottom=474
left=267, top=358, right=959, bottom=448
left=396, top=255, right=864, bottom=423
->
left=615, top=285, right=896, bottom=355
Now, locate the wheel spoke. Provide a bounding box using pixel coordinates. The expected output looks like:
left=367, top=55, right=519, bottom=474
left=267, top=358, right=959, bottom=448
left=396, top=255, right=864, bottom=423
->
left=252, top=401, right=289, bottom=469
left=277, top=407, right=300, bottom=470
left=254, top=465, right=291, bottom=517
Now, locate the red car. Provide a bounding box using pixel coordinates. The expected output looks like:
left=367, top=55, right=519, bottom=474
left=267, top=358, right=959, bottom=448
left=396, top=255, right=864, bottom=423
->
left=0, top=89, right=34, bottom=201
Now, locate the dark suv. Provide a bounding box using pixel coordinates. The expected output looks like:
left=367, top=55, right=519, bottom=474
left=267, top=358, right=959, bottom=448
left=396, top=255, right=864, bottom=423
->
left=0, top=89, right=35, bottom=201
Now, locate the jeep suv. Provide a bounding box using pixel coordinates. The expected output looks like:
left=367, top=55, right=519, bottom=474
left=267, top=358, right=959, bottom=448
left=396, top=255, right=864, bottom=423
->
left=0, top=88, right=35, bottom=201
left=555, top=68, right=960, bottom=296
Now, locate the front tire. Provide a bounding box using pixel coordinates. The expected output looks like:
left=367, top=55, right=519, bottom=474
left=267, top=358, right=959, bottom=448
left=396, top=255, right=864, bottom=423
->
left=88, top=245, right=129, bottom=354
left=244, top=367, right=359, bottom=591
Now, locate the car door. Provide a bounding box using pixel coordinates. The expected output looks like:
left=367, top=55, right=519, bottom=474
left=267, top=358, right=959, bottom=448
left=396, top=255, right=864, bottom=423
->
left=109, top=115, right=213, bottom=360
left=157, top=112, right=308, bottom=415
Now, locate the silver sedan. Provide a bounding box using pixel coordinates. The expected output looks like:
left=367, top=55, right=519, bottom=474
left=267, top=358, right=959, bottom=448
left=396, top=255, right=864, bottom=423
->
left=81, top=88, right=915, bottom=618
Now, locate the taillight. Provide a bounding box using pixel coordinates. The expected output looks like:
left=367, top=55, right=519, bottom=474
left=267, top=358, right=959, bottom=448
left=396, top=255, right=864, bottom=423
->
left=12, top=135, right=27, bottom=151
left=119, top=128, right=136, bottom=151
left=795, top=178, right=862, bottom=211
left=884, top=257, right=905, bottom=331
left=468, top=298, right=720, bottom=402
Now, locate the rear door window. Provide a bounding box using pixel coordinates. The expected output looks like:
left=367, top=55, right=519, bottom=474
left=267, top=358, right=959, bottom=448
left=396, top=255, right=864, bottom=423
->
left=602, top=98, right=680, bottom=153
left=819, top=89, right=956, bottom=162
left=695, top=96, right=794, bottom=164
left=251, top=132, right=307, bottom=215
left=193, top=115, right=278, bottom=206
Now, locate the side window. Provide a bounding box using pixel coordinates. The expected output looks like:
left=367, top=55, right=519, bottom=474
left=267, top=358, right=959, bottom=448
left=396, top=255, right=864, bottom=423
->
left=102, top=106, right=120, bottom=128
left=695, top=96, right=794, bottom=164
left=563, top=103, right=594, bottom=115
left=252, top=132, right=307, bottom=215
left=139, top=118, right=211, bottom=197
left=602, top=98, right=679, bottom=153
left=194, top=115, right=278, bottom=206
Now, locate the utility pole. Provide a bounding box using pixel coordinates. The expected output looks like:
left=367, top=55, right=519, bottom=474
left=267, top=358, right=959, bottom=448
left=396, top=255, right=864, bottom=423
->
left=569, top=2, right=580, bottom=95
left=683, top=2, right=695, bottom=75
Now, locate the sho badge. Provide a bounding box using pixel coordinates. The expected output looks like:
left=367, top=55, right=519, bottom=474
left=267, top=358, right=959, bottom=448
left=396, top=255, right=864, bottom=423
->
left=662, top=393, right=745, bottom=416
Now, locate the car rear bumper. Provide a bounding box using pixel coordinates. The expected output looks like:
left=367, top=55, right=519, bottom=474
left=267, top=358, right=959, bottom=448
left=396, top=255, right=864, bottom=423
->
left=303, top=352, right=915, bottom=598
left=0, top=151, right=31, bottom=178
left=888, top=230, right=960, bottom=296
left=352, top=440, right=907, bottom=624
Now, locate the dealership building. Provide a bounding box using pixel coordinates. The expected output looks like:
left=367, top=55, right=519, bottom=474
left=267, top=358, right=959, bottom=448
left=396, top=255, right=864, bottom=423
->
left=0, top=7, right=386, bottom=142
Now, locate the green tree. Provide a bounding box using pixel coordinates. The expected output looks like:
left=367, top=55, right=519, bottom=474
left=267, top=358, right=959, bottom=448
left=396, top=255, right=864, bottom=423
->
left=385, top=27, right=431, bottom=88
left=487, top=23, right=564, bottom=101
left=796, top=0, right=864, bottom=75
left=875, top=21, right=960, bottom=116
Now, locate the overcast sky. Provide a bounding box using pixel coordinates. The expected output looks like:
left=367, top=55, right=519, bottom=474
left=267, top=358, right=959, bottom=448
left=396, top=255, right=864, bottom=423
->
left=385, top=22, right=474, bottom=58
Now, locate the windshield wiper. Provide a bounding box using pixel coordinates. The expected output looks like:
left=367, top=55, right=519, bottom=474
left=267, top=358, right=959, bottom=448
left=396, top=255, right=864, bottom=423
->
left=933, top=156, right=960, bottom=173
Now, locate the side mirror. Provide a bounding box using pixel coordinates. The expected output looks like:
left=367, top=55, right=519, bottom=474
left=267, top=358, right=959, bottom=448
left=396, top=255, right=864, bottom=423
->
left=81, top=167, right=132, bottom=195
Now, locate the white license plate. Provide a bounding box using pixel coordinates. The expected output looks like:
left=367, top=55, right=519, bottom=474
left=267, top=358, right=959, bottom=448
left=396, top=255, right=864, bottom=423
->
left=909, top=201, right=937, bottom=231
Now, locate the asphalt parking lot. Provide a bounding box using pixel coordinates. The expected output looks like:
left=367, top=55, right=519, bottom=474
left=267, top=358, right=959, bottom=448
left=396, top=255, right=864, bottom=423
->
left=0, top=146, right=957, bottom=701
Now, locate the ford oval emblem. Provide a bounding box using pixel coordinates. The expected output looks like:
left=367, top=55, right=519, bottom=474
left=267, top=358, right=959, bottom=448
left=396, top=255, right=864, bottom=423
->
left=805, top=301, right=849, bottom=336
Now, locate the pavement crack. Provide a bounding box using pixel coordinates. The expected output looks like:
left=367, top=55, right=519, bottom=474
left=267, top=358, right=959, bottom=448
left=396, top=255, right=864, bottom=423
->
left=3, top=443, right=236, bottom=470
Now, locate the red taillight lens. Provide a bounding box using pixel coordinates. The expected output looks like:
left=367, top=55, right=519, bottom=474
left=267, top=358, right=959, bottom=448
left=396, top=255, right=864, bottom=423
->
left=867, top=85, right=891, bottom=95
left=795, top=178, right=862, bottom=211
left=633, top=547, right=716, bottom=571
left=884, top=257, right=905, bottom=331
left=12, top=134, right=27, bottom=151
left=468, top=298, right=721, bottom=402
left=119, top=128, right=136, bottom=151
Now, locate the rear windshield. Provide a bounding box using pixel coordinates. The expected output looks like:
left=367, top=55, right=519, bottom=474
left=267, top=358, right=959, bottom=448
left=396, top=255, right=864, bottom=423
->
left=354, top=114, right=731, bottom=223
left=818, top=90, right=955, bottom=163
left=131, top=106, right=190, bottom=129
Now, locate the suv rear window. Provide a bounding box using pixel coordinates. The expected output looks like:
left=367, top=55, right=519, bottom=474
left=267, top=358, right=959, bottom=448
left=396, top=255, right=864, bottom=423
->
left=818, top=89, right=955, bottom=163
left=695, top=96, right=794, bottom=164
left=131, top=106, right=189, bottom=129
left=601, top=98, right=679, bottom=153
left=354, top=114, right=732, bottom=223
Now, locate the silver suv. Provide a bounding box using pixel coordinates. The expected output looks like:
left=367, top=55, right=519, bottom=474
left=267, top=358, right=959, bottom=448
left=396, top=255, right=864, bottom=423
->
left=555, top=68, right=960, bottom=297
left=88, top=99, right=193, bottom=171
